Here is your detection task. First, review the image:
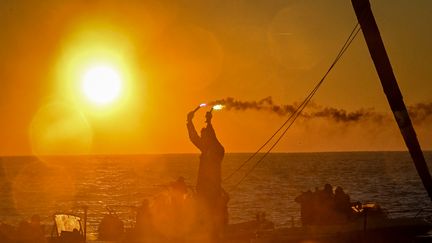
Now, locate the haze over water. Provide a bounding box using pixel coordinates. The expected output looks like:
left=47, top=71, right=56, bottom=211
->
left=0, top=151, right=431, bottom=238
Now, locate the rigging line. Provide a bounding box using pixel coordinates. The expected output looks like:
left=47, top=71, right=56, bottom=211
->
left=230, top=104, right=307, bottom=191
left=222, top=99, right=300, bottom=182
left=223, top=23, right=360, bottom=183
left=229, top=78, right=324, bottom=191
left=230, top=25, right=361, bottom=190
left=227, top=24, right=361, bottom=191
left=223, top=23, right=360, bottom=184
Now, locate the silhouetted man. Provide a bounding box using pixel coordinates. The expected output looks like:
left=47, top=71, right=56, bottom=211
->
left=187, top=108, right=225, bottom=240
left=295, top=190, right=314, bottom=225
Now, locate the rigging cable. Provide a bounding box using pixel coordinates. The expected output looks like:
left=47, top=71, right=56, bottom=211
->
left=224, top=22, right=361, bottom=183
left=225, top=23, right=361, bottom=191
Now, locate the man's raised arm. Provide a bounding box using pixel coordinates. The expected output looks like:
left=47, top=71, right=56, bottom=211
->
left=187, top=110, right=203, bottom=150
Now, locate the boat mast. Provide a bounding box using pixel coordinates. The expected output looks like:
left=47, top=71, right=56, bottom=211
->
left=351, top=0, right=432, bottom=201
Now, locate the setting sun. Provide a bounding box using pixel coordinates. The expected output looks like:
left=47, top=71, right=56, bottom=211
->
left=82, top=65, right=123, bottom=105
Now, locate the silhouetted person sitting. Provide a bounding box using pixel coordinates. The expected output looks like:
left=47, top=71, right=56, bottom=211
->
left=135, top=199, right=153, bottom=237
left=16, top=219, right=32, bottom=242
left=16, top=215, right=46, bottom=243
left=313, top=183, right=334, bottom=225
left=220, top=188, right=230, bottom=226
left=295, top=190, right=314, bottom=225
left=0, top=222, right=16, bottom=243
left=187, top=107, right=226, bottom=241
left=30, top=215, right=46, bottom=243
left=334, top=186, right=352, bottom=218
left=170, top=176, right=188, bottom=196
left=98, top=211, right=124, bottom=241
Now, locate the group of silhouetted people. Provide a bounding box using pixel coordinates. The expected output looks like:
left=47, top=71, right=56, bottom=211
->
left=295, top=184, right=352, bottom=225
left=131, top=178, right=193, bottom=241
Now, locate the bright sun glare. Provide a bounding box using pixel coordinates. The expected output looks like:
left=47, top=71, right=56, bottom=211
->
left=82, top=65, right=123, bottom=105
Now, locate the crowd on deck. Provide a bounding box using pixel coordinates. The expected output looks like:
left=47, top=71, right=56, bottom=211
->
left=295, top=184, right=353, bottom=225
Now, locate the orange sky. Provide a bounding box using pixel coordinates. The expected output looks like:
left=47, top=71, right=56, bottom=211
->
left=1, top=0, right=431, bottom=155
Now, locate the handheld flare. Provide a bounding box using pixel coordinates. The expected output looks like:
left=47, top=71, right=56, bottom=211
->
left=209, top=104, right=224, bottom=113
left=193, top=103, right=207, bottom=113
left=213, top=104, right=224, bottom=110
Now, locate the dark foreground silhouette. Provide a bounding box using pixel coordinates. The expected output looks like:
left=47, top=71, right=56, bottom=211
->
left=187, top=108, right=229, bottom=242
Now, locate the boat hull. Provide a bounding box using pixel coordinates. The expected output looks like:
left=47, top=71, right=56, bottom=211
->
left=242, top=217, right=432, bottom=243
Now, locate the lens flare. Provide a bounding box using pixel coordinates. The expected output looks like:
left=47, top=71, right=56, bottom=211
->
left=29, top=102, right=93, bottom=156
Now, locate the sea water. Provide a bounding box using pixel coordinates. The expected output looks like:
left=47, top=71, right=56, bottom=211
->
left=0, top=152, right=431, bottom=237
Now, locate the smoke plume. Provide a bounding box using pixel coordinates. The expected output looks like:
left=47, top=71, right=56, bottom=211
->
left=408, top=102, right=432, bottom=124
left=209, top=97, right=432, bottom=124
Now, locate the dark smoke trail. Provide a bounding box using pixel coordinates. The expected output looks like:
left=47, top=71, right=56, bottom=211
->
left=308, top=107, right=382, bottom=123
left=209, top=97, right=432, bottom=124
left=210, top=97, right=297, bottom=116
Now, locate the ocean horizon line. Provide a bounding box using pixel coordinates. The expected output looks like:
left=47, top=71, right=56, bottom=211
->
left=1, top=150, right=431, bottom=158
